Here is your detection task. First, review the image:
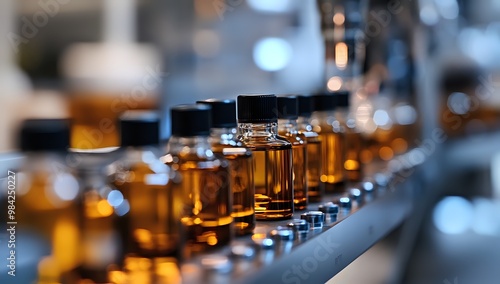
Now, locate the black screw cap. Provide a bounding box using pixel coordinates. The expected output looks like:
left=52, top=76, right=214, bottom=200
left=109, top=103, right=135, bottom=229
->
left=171, top=104, right=212, bottom=137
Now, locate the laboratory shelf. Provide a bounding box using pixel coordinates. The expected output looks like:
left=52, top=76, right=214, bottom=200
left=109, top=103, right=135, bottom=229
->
left=181, top=169, right=415, bottom=284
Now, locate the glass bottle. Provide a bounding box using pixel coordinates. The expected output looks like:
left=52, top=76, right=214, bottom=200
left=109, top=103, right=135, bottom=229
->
left=237, top=94, right=294, bottom=220
left=311, top=92, right=345, bottom=192
left=163, top=104, right=233, bottom=257
left=197, top=99, right=255, bottom=236
left=297, top=95, right=324, bottom=203
left=277, top=96, right=308, bottom=210
left=334, top=91, right=364, bottom=182
left=70, top=147, right=121, bottom=283
left=14, top=119, right=82, bottom=283
left=109, top=111, right=183, bottom=280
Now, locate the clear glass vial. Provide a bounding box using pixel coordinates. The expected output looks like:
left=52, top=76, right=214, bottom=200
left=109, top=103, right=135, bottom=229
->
left=110, top=111, right=183, bottom=267
left=14, top=119, right=82, bottom=283
left=297, top=95, right=324, bottom=203
left=197, top=99, right=255, bottom=236
left=163, top=104, right=233, bottom=257
left=237, top=94, right=294, bottom=220
left=311, top=92, right=345, bottom=192
left=277, top=96, right=308, bottom=210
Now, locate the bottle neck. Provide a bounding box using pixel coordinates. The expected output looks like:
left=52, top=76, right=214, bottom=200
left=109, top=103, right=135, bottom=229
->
left=209, top=127, right=239, bottom=146
left=278, top=118, right=299, bottom=134
left=238, top=122, right=279, bottom=138
left=311, top=110, right=343, bottom=132
left=334, top=107, right=358, bottom=130
left=120, top=146, right=162, bottom=164
left=297, top=116, right=313, bottom=132
left=166, top=135, right=213, bottom=157
left=22, top=152, right=66, bottom=172
left=79, top=169, right=108, bottom=190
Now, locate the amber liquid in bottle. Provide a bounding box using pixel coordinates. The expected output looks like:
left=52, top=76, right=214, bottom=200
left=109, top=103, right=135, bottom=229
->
left=304, top=138, right=322, bottom=202
left=298, top=117, right=323, bottom=203
left=344, top=131, right=364, bottom=181
left=69, top=93, right=157, bottom=149
left=112, top=152, right=183, bottom=260
left=253, top=147, right=294, bottom=219
left=164, top=137, right=233, bottom=256
left=312, top=115, right=345, bottom=192
left=239, top=122, right=294, bottom=220
left=337, top=110, right=364, bottom=182
left=212, top=138, right=255, bottom=236
left=15, top=155, right=82, bottom=283
left=279, top=127, right=308, bottom=210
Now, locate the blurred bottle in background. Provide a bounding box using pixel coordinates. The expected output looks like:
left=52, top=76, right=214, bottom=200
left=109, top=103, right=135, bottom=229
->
left=14, top=119, right=82, bottom=283
left=277, top=95, right=308, bottom=210
left=69, top=146, right=120, bottom=283
left=197, top=99, right=255, bottom=236
left=317, top=0, right=366, bottom=93
left=334, top=91, right=364, bottom=181
left=311, top=92, right=345, bottom=192
left=108, top=111, right=182, bottom=283
left=61, top=0, right=161, bottom=149
left=354, top=0, right=418, bottom=162
left=297, top=95, right=324, bottom=203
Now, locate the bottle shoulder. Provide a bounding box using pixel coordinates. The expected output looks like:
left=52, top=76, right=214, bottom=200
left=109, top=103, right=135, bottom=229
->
left=238, top=134, right=292, bottom=150
left=278, top=131, right=307, bottom=146
left=162, top=151, right=230, bottom=172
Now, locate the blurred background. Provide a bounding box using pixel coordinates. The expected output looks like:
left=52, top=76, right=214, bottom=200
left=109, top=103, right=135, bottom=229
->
left=1, top=0, right=500, bottom=283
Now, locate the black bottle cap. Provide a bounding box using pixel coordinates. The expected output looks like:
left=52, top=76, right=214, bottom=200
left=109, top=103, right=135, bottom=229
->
left=196, top=99, right=237, bottom=128
left=19, top=119, right=70, bottom=152
left=237, top=94, right=278, bottom=123
left=298, top=95, right=313, bottom=117
left=171, top=104, right=212, bottom=137
left=120, top=111, right=160, bottom=147
left=312, top=92, right=336, bottom=111
left=334, top=91, right=350, bottom=107
left=277, top=96, right=299, bottom=120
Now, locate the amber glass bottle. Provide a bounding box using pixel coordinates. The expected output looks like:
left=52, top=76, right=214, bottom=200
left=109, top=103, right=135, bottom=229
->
left=164, top=105, right=233, bottom=257
left=334, top=91, right=364, bottom=182
left=237, top=94, right=294, bottom=220
left=277, top=96, right=308, bottom=210
left=311, top=92, right=345, bottom=192
left=197, top=99, right=255, bottom=236
left=110, top=111, right=183, bottom=269
left=70, top=146, right=121, bottom=283
left=297, top=95, right=324, bottom=203
left=14, top=119, right=82, bottom=284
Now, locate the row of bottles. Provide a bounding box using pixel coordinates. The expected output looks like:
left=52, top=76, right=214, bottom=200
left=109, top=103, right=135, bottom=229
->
left=11, top=91, right=364, bottom=283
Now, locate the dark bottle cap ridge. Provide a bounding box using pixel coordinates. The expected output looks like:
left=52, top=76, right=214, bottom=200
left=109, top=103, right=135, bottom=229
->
left=120, top=110, right=160, bottom=147
left=171, top=104, right=212, bottom=137
left=277, top=96, right=299, bottom=120
left=312, top=92, right=336, bottom=111
left=19, top=119, right=70, bottom=152
left=298, top=95, right=313, bottom=116
left=237, top=94, right=278, bottom=123
left=196, top=99, right=237, bottom=128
